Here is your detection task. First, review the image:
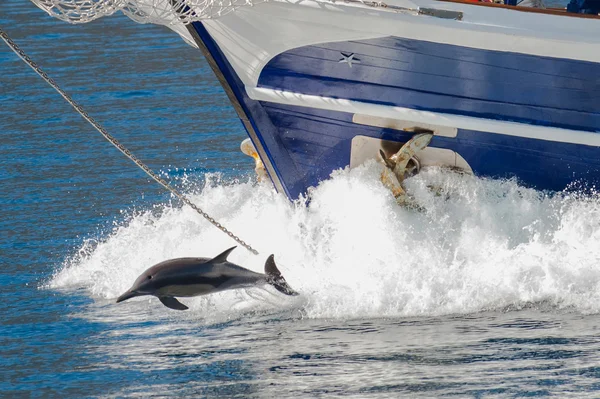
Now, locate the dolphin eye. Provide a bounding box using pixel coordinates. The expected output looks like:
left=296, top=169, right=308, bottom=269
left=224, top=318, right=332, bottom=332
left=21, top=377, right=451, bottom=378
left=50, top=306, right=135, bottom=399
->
left=147, top=275, right=152, bottom=280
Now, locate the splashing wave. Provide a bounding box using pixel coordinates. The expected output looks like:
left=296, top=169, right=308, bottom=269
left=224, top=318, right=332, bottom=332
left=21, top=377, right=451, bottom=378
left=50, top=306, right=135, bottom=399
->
left=49, top=163, right=600, bottom=319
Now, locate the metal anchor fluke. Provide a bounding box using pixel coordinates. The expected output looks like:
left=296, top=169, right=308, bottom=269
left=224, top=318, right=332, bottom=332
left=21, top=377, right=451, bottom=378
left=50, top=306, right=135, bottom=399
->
left=379, top=130, right=434, bottom=207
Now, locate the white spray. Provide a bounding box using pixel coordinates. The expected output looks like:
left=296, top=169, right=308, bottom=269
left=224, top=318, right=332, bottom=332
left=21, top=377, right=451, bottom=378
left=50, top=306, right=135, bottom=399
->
left=49, top=162, right=600, bottom=319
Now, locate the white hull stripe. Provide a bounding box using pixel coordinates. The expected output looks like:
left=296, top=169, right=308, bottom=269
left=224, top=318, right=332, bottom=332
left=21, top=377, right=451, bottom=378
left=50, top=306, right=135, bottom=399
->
left=247, top=87, right=600, bottom=147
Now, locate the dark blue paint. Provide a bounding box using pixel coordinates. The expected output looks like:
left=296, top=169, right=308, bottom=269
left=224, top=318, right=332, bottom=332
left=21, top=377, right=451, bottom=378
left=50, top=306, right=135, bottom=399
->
left=196, top=25, right=600, bottom=197
left=190, top=22, right=310, bottom=199
left=259, top=37, right=600, bottom=133
left=567, top=0, right=600, bottom=13
left=195, top=32, right=600, bottom=198
left=263, top=103, right=600, bottom=193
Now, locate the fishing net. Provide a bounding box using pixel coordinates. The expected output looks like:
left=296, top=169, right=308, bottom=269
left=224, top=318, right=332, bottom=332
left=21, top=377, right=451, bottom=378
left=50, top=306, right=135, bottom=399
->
left=29, top=0, right=265, bottom=25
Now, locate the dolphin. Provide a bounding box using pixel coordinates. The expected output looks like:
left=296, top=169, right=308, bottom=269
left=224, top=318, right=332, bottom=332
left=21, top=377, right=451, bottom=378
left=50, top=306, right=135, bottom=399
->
left=116, top=246, right=298, bottom=310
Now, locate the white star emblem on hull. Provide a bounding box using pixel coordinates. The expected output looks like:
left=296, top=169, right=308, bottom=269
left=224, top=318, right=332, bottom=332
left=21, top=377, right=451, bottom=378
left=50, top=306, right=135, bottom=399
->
left=338, top=52, right=361, bottom=68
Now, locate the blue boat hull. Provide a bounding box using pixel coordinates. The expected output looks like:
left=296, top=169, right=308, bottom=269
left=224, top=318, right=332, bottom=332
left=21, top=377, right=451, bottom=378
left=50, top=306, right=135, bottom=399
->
left=259, top=36, right=600, bottom=133
left=190, top=21, right=600, bottom=200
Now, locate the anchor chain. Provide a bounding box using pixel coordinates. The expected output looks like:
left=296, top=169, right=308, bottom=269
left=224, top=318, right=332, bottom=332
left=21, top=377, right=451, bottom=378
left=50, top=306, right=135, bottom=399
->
left=0, top=26, right=259, bottom=255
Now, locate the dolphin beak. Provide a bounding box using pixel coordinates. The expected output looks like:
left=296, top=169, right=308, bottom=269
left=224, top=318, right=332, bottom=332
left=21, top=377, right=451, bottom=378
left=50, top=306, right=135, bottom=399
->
left=116, top=290, right=140, bottom=303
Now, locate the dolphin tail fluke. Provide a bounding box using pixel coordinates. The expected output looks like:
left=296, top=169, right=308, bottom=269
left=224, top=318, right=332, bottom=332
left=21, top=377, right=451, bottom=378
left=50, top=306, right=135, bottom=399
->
left=265, top=255, right=299, bottom=296
left=159, top=296, right=189, bottom=310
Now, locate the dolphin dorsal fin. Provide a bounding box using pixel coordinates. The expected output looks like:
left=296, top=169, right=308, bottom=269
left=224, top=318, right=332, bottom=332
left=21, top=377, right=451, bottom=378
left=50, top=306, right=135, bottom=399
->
left=211, top=246, right=237, bottom=263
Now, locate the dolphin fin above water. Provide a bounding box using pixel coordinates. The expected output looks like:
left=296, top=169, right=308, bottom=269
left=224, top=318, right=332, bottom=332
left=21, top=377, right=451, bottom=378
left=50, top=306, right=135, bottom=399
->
left=265, top=255, right=298, bottom=296
left=211, top=246, right=236, bottom=264
left=159, top=296, right=189, bottom=310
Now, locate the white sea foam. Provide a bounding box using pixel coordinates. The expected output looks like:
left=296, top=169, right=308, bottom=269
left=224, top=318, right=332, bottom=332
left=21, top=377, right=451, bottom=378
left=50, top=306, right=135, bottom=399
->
left=49, top=162, right=600, bottom=319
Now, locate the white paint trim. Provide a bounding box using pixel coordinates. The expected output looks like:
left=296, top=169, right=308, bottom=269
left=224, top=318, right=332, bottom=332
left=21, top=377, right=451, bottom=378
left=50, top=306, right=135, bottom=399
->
left=352, top=114, right=458, bottom=138
left=203, top=0, right=600, bottom=87
left=247, top=86, right=600, bottom=147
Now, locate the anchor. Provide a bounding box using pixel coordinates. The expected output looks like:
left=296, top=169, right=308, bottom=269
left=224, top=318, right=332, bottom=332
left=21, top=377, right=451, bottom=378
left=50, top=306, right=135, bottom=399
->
left=378, top=129, right=434, bottom=206
left=240, top=138, right=268, bottom=182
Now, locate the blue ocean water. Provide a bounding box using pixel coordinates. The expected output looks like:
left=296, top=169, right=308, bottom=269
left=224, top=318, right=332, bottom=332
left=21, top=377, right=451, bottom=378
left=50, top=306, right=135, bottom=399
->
left=3, top=1, right=600, bottom=397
